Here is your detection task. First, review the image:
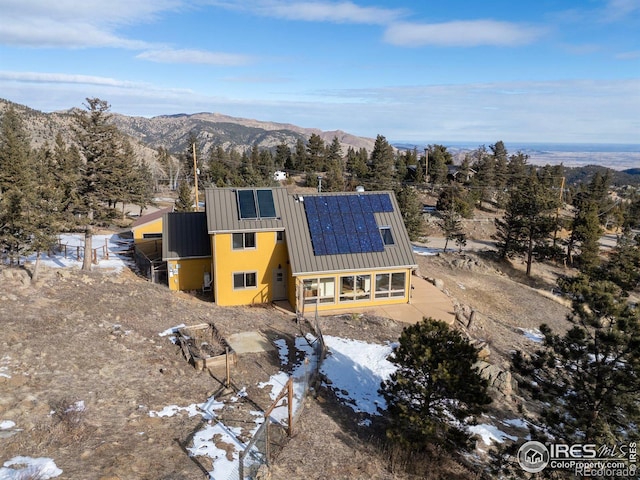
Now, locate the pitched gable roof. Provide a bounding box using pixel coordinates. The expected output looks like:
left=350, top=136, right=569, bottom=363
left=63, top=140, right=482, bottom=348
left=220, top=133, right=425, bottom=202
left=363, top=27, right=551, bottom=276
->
left=131, top=206, right=173, bottom=229
left=199, top=187, right=416, bottom=275
left=283, top=191, right=417, bottom=276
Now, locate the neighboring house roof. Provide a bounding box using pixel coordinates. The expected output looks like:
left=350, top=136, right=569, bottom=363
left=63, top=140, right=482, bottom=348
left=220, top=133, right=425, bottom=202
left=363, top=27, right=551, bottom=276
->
left=132, top=206, right=174, bottom=229
left=162, top=212, right=211, bottom=260
left=203, top=187, right=417, bottom=276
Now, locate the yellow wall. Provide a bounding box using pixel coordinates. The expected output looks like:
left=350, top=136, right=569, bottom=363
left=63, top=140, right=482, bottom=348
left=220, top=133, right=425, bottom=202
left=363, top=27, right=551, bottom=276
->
left=293, top=268, right=412, bottom=314
left=132, top=218, right=163, bottom=242
left=213, top=231, right=289, bottom=306
left=167, top=257, right=212, bottom=291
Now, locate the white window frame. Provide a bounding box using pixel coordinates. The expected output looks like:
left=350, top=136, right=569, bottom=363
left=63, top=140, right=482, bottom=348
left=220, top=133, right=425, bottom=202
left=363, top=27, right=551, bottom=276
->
left=232, top=232, right=256, bottom=250
left=303, top=277, right=336, bottom=305
left=339, top=274, right=371, bottom=302
left=233, top=271, right=258, bottom=289
left=375, top=272, right=406, bottom=299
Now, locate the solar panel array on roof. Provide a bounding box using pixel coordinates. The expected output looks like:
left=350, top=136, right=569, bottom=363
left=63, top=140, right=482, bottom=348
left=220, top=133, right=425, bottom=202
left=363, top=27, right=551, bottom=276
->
left=237, top=189, right=277, bottom=220
left=303, top=193, right=394, bottom=256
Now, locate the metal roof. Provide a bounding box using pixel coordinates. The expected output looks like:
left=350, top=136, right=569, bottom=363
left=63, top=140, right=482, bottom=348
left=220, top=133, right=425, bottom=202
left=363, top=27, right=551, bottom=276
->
left=205, top=187, right=288, bottom=233
left=162, top=212, right=211, bottom=260
left=203, top=187, right=417, bottom=276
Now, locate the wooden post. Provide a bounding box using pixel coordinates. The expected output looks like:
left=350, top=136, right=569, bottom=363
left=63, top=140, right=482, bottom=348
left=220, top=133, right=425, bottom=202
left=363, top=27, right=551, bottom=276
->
left=287, top=377, right=293, bottom=436
left=105, top=238, right=109, bottom=259
left=77, top=246, right=81, bottom=259
left=225, top=347, right=231, bottom=388
left=192, top=143, right=199, bottom=212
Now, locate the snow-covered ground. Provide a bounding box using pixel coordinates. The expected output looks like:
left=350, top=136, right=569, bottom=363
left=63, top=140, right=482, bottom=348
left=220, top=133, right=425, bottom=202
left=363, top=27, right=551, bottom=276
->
left=21, top=233, right=134, bottom=273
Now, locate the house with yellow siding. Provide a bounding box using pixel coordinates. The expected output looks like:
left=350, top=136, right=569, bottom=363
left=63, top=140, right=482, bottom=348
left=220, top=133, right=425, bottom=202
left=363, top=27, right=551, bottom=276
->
left=163, top=187, right=418, bottom=314
left=131, top=206, right=173, bottom=243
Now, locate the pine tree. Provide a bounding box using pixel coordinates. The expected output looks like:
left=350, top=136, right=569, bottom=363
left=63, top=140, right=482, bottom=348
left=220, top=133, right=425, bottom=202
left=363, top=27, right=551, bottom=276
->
left=306, top=133, right=325, bottom=172
left=513, top=277, right=640, bottom=445
left=275, top=141, right=292, bottom=170
left=380, top=318, right=491, bottom=451
left=175, top=181, right=193, bottom=212
left=368, top=134, right=395, bottom=190
left=426, top=144, right=451, bottom=185
left=345, top=146, right=368, bottom=182
left=0, top=106, right=37, bottom=267
left=292, top=138, right=307, bottom=171
left=395, top=186, right=424, bottom=241
left=437, top=204, right=465, bottom=252
left=493, top=171, right=559, bottom=275
left=73, top=98, right=122, bottom=270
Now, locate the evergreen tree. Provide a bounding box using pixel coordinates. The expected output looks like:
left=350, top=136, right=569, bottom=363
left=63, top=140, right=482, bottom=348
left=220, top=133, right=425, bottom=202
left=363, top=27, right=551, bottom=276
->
left=490, top=140, right=509, bottom=190
left=436, top=183, right=474, bottom=219
left=345, top=146, right=368, bottom=182
left=0, top=105, right=33, bottom=194
left=471, top=145, right=495, bottom=209
left=292, top=138, right=307, bottom=171
left=73, top=98, right=122, bottom=270
left=437, top=204, right=465, bottom=252
left=306, top=133, right=325, bottom=171
left=275, top=141, right=292, bottom=170
left=380, top=318, right=491, bottom=451
left=368, top=134, right=395, bottom=190
left=175, top=181, right=193, bottom=212
left=513, top=278, right=640, bottom=445
left=51, top=133, right=82, bottom=224
left=493, top=171, right=559, bottom=275
left=426, top=144, right=451, bottom=185
left=395, top=186, right=424, bottom=241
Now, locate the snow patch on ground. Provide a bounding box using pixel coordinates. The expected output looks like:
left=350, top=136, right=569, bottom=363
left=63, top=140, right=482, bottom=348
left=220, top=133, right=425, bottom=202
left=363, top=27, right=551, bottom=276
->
left=518, top=328, right=545, bottom=343
left=320, top=336, right=397, bottom=415
left=469, top=424, right=518, bottom=446
left=22, top=233, right=134, bottom=273
left=0, top=457, right=62, bottom=479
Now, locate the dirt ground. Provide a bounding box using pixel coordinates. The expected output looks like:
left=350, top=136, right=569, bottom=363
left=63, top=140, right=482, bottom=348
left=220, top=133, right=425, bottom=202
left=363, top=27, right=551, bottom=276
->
left=0, top=226, right=577, bottom=479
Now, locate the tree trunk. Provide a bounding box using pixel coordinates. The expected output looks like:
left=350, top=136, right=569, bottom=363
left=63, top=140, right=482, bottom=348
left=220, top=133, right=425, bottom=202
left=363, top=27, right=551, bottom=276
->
left=32, top=251, right=41, bottom=283
left=82, top=228, right=93, bottom=271
left=526, top=232, right=534, bottom=276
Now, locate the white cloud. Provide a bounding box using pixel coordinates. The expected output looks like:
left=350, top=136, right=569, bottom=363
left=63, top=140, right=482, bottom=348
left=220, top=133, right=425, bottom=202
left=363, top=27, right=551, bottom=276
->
left=0, top=0, right=181, bottom=48
left=205, top=0, right=406, bottom=25
left=137, top=48, right=253, bottom=66
left=603, top=0, right=640, bottom=20
left=384, top=20, right=544, bottom=47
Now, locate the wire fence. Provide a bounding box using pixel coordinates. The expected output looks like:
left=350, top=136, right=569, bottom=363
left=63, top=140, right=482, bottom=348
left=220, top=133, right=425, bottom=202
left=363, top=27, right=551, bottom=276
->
left=236, top=311, right=328, bottom=479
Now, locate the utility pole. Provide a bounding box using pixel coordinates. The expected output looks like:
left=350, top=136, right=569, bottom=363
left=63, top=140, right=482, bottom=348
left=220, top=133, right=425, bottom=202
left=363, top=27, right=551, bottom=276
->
left=424, top=148, right=429, bottom=183
left=192, top=143, right=199, bottom=212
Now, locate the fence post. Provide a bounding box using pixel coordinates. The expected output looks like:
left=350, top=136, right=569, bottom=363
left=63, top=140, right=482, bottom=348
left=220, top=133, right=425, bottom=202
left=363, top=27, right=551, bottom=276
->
left=105, top=238, right=109, bottom=259
left=287, top=377, right=293, bottom=437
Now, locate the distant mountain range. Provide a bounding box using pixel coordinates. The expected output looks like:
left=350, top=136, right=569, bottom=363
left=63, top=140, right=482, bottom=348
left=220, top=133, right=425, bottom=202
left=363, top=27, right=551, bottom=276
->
left=0, top=98, right=377, bottom=164
left=1, top=98, right=638, bottom=186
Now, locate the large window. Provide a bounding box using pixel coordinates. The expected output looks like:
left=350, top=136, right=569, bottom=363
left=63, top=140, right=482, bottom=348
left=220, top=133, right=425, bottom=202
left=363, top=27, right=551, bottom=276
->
left=303, top=277, right=335, bottom=305
left=375, top=272, right=406, bottom=299
left=233, top=272, right=257, bottom=289
left=339, top=275, right=371, bottom=302
left=232, top=232, right=256, bottom=250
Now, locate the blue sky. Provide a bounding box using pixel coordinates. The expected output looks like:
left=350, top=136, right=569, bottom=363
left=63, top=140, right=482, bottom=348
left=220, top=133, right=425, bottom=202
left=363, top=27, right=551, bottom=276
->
left=0, top=0, right=638, bottom=144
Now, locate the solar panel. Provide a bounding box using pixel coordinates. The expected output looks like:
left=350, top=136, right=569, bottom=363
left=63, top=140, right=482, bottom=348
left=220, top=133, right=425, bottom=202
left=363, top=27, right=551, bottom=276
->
left=256, top=189, right=276, bottom=218
left=237, top=190, right=258, bottom=219
left=379, top=193, right=394, bottom=212
left=303, top=193, right=396, bottom=256
left=323, top=234, right=339, bottom=255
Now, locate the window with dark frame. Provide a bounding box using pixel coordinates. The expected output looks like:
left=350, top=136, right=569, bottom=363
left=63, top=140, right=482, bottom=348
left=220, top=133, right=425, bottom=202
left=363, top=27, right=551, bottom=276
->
left=232, top=232, right=256, bottom=249
left=380, top=227, right=394, bottom=246
left=233, top=272, right=257, bottom=289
